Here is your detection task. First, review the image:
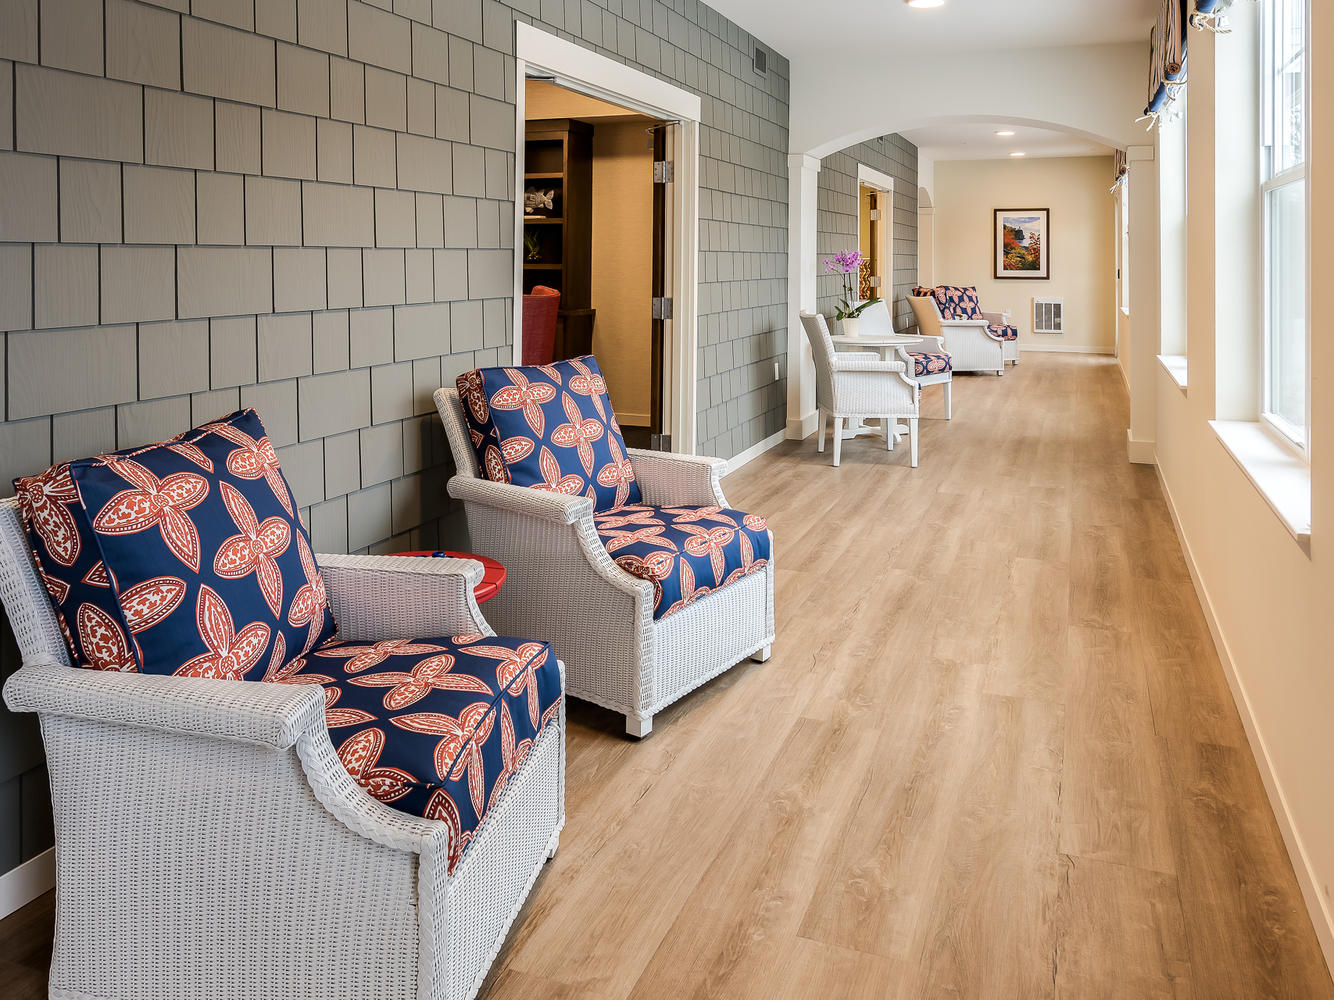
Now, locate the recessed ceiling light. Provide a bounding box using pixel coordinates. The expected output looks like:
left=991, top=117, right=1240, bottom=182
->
left=905, top=0, right=945, bottom=8
left=995, top=129, right=1016, bottom=137
left=1009, top=151, right=1026, bottom=157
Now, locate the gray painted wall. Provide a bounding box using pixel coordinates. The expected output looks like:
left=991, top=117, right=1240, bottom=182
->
left=816, top=133, right=919, bottom=334
left=0, top=0, right=789, bottom=882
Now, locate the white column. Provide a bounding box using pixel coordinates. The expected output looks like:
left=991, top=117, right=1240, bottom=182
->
left=1126, top=143, right=1159, bottom=464
left=786, top=153, right=820, bottom=440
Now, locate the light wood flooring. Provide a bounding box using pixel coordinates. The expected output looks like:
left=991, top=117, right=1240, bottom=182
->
left=2, top=354, right=1330, bottom=998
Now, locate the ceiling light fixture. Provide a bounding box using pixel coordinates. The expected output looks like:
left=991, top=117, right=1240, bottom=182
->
left=905, top=0, right=945, bottom=8
left=1009, top=151, right=1026, bottom=157
left=994, top=129, right=1016, bottom=137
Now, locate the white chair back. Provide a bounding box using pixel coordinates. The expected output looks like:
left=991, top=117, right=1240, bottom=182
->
left=0, top=497, right=73, bottom=666
left=433, top=387, right=483, bottom=479
left=856, top=299, right=895, bottom=337
left=799, top=312, right=837, bottom=410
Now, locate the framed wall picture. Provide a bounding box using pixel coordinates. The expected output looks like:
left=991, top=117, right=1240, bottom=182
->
left=994, top=208, right=1050, bottom=279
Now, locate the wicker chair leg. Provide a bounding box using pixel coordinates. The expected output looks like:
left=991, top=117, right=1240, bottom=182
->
left=750, top=644, right=772, bottom=663
left=546, top=832, right=561, bottom=859
left=909, top=418, right=919, bottom=468
left=816, top=408, right=827, bottom=452
left=944, top=382, right=953, bottom=419
left=626, top=714, right=653, bottom=739
left=832, top=417, right=843, bottom=467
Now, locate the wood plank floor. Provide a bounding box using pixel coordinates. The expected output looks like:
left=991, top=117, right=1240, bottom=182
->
left=2, top=354, right=1330, bottom=998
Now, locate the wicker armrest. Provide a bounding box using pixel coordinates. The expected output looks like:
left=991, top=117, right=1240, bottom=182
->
left=940, top=318, right=990, bottom=328
left=627, top=448, right=729, bottom=507
left=909, top=335, right=947, bottom=353
left=832, top=352, right=906, bottom=373
left=2, top=660, right=326, bottom=749
left=448, top=476, right=593, bottom=525
left=320, top=553, right=492, bottom=641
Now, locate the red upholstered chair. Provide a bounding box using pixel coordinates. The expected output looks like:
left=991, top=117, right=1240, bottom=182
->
left=522, top=285, right=561, bottom=365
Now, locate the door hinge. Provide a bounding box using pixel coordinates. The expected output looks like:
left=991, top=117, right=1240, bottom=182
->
left=868, top=275, right=881, bottom=288
left=869, top=208, right=881, bottom=221
left=653, top=160, right=675, bottom=183
left=652, top=296, right=673, bottom=320
left=650, top=433, right=672, bottom=451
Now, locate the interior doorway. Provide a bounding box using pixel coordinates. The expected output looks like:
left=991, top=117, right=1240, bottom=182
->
left=519, top=81, right=667, bottom=448
left=855, top=164, right=896, bottom=309
left=514, top=24, right=701, bottom=454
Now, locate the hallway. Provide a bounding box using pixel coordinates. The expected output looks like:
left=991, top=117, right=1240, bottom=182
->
left=2, top=356, right=1330, bottom=999
left=476, top=354, right=1333, bottom=998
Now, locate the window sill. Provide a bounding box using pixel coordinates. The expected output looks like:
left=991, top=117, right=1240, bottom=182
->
left=1209, top=420, right=1312, bottom=555
left=1157, top=354, right=1188, bottom=391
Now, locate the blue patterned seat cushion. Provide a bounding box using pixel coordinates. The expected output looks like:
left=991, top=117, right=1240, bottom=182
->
left=593, top=505, right=771, bottom=619
left=988, top=323, right=1019, bottom=341
left=931, top=285, right=984, bottom=320
left=14, top=409, right=337, bottom=677
left=271, top=634, right=562, bottom=873
left=456, top=355, right=642, bottom=512
left=909, top=351, right=952, bottom=377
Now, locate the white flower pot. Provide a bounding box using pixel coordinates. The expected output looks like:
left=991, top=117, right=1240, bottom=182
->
left=841, top=316, right=861, bottom=338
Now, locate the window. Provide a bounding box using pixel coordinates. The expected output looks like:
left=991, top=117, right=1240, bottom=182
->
left=1119, top=180, right=1130, bottom=312
left=1260, top=0, right=1309, bottom=448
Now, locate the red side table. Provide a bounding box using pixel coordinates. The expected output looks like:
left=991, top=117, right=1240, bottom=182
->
left=392, top=550, right=507, bottom=604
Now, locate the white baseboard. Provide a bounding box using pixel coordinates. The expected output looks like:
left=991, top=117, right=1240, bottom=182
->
left=1156, top=466, right=1334, bottom=972
left=785, top=410, right=818, bottom=441
left=1126, top=429, right=1156, bottom=465
left=725, top=428, right=786, bottom=474
left=1019, top=343, right=1116, bottom=355
left=0, top=847, right=54, bottom=920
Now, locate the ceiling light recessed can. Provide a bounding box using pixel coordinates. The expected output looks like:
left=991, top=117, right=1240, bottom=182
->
left=905, top=0, right=945, bottom=8
left=995, top=129, right=1016, bottom=137
left=1009, top=151, right=1026, bottom=157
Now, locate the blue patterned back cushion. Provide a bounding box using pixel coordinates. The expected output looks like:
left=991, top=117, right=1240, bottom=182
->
left=932, top=285, right=983, bottom=320
left=456, top=356, right=642, bottom=512
left=17, top=409, right=337, bottom=677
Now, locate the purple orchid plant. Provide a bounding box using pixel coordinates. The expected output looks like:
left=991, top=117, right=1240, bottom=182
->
left=824, top=250, right=881, bottom=320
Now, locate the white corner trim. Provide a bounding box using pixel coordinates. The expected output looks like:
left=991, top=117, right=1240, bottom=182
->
left=1209, top=420, right=1312, bottom=553
left=0, top=847, right=54, bottom=920
left=516, top=23, right=701, bottom=121
left=724, top=428, right=787, bottom=475
left=788, top=152, right=820, bottom=171
left=785, top=410, right=819, bottom=441
left=1019, top=344, right=1115, bottom=355
left=1126, top=428, right=1156, bottom=465
left=1155, top=466, right=1334, bottom=970
left=1157, top=353, right=1189, bottom=391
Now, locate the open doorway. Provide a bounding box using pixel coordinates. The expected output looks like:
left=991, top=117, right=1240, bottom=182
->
left=519, top=81, right=668, bottom=448
left=856, top=165, right=895, bottom=309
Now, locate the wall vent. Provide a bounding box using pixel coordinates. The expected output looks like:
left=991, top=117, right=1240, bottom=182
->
left=1034, top=298, right=1064, bottom=334
left=753, top=45, right=768, bottom=76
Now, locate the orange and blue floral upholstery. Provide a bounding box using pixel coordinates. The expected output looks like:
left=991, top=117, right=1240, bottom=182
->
left=988, top=323, right=1019, bottom=341
left=456, top=356, right=641, bottom=512
left=272, top=633, right=562, bottom=873
left=931, top=285, right=984, bottom=321
left=13, top=409, right=337, bottom=678
left=593, top=504, right=770, bottom=619
left=908, top=351, right=952, bottom=377
left=911, top=284, right=935, bottom=298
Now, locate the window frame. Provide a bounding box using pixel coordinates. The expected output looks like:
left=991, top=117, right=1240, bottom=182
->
left=1258, top=0, right=1311, bottom=456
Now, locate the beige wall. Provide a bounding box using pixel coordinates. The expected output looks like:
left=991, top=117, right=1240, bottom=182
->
left=1146, top=1, right=1334, bottom=963
left=934, top=156, right=1116, bottom=353
left=591, top=122, right=654, bottom=426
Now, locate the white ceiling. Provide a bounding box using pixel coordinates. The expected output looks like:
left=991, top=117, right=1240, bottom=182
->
left=709, top=0, right=1157, bottom=59
left=903, top=121, right=1115, bottom=162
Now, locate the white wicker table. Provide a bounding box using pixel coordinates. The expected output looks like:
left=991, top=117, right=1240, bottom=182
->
left=831, top=332, right=924, bottom=438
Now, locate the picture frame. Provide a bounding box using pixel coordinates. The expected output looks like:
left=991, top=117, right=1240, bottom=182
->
left=994, top=208, right=1050, bottom=279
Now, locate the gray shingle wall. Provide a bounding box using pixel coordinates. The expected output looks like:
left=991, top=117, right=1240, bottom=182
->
left=816, top=134, right=919, bottom=334
left=0, top=0, right=789, bottom=878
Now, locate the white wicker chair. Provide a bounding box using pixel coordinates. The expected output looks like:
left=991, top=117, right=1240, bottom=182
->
left=434, top=387, right=774, bottom=740
left=0, top=496, right=564, bottom=1000
left=908, top=293, right=1012, bottom=374
left=858, top=299, right=952, bottom=419
left=800, top=311, right=920, bottom=468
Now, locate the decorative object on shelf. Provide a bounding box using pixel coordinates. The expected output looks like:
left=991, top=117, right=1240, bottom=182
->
left=824, top=250, right=881, bottom=336
left=524, top=229, right=542, bottom=261
left=994, top=208, right=1050, bottom=279
left=524, top=187, right=555, bottom=215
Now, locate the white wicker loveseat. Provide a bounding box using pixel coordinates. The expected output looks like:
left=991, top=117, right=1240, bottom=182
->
left=908, top=285, right=1019, bottom=374
left=0, top=495, right=564, bottom=1000
left=435, top=385, right=775, bottom=739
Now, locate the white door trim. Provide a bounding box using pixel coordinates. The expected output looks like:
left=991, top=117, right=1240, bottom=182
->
left=856, top=164, right=894, bottom=302
left=513, top=24, right=702, bottom=454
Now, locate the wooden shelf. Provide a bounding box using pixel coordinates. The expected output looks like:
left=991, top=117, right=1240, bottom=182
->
left=524, top=262, right=563, bottom=270
left=524, top=171, right=564, bottom=180
left=523, top=217, right=564, bottom=225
